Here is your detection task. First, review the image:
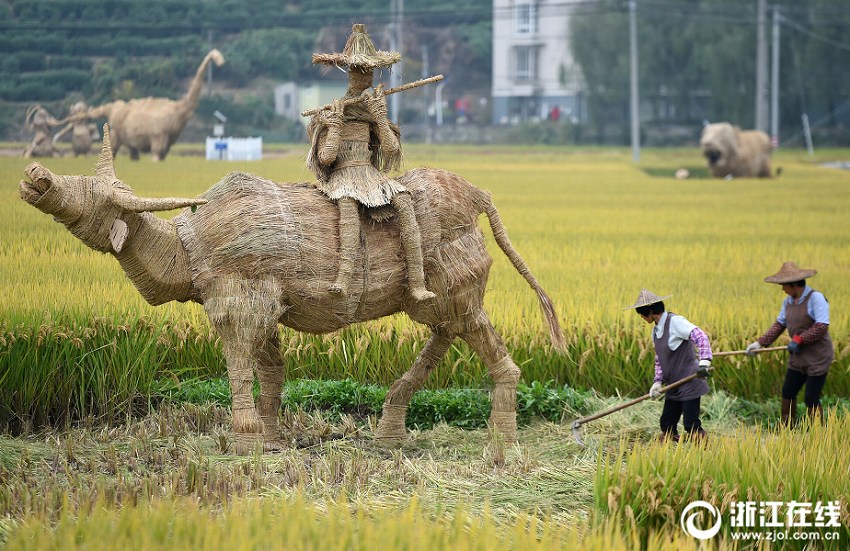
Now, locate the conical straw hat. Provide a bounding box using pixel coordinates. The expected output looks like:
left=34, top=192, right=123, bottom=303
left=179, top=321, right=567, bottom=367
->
left=623, top=288, right=672, bottom=310
left=312, top=23, right=400, bottom=69
left=764, top=261, right=817, bottom=284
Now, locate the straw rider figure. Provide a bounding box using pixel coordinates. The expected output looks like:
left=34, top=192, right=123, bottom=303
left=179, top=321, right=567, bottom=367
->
left=307, top=24, right=435, bottom=303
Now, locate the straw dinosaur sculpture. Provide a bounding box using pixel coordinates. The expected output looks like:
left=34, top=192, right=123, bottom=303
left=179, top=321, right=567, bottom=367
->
left=20, top=126, right=565, bottom=453
left=73, top=49, right=224, bottom=161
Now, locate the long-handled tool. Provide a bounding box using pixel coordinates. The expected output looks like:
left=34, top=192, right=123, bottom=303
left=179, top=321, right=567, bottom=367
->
left=713, top=345, right=785, bottom=358
left=300, top=74, right=444, bottom=117
left=570, top=346, right=785, bottom=446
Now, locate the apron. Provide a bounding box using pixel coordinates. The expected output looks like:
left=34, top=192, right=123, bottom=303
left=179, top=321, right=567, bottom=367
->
left=786, top=292, right=833, bottom=376
left=653, top=313, right=709, bottom=401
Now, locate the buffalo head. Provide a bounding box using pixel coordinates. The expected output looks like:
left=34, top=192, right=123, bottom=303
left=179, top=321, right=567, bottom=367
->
left=20, top=124, right=206, bottom=253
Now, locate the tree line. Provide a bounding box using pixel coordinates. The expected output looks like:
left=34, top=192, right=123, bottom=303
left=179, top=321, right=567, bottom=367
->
left=0, top=0, right=490, bottom=139
left=570, top=0, right=850, bottom=145
left=3, top=0, right=848, bottom=145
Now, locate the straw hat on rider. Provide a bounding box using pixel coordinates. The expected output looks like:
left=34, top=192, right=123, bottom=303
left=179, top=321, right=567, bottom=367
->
left=764, top=261, right=817, bottom=284
left=624, top=288, right=672, bottom=310
left=312, top=23, right=400, bottom=69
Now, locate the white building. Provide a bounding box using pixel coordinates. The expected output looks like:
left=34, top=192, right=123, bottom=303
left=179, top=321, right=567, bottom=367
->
left=491, top=0, right=585, bottom=124
left=274, top=82, right=349, bottom=127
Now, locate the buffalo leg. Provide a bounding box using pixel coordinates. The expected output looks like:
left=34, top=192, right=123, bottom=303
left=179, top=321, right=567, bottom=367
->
left=460, top=318, right=521, bottom=443
left=255, top=330, right=285, bottom=449
left=376, top=329, right=454, bottom=443
left=204, top=276, right=284, bottom=454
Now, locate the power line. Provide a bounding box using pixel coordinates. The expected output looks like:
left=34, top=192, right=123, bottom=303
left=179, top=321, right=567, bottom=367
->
left=783, top=17, right=850, bottom=52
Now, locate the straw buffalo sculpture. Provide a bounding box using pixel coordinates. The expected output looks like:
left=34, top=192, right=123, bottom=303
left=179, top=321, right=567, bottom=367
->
left=700, top=122, right=773, bottom=178
left=20, top=126, right=565, bottom=453
left=69, top=49, right=224, bottom=161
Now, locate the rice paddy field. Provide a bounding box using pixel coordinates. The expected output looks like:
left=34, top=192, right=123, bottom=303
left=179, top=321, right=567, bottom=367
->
left=2, top=143, right=850, bottom=548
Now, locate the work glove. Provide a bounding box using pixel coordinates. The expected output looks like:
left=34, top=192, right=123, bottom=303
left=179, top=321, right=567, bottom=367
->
left=697, top=359, right=712, bottom=379
left=649, top=382, right=663, bottom=398
left=745, top=341, right=763, bottom=357
left=787, top=335, right=803, bottom=355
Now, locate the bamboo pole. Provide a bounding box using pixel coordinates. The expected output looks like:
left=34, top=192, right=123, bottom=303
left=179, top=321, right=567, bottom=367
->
left=301, top=74, right=444, bottom=116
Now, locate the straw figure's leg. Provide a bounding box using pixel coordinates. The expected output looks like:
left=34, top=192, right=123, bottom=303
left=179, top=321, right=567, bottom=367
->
left=460, top=317, right=521, bottom=443
left=329, top=197, right=360, bottom=296
left=390, top=192, right=436, bottom=302
left=375, top=329, right=455, bottom=443
left=203, top=276, right=285, bottom=454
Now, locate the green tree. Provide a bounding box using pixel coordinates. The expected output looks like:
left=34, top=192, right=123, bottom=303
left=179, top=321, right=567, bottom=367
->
left=570, top=1, right=630, bottom=143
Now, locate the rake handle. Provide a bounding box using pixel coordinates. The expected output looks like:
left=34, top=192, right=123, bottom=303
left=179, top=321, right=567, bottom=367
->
left=713, top=345, right=786, bottom=357
left=572, top=346, right=786, bottom=428
left=573, top=372, right=705, bottom=428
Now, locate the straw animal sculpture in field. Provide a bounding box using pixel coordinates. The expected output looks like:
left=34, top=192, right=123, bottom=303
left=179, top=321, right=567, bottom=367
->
left=20, top=126, right=566, bottom=453
left=23, top=104, right=62, bottom=158
left=53, top=101, right=100, bottom=157
left=72, top=49, right=224, bottom=161
left=700, top=122, right=773, bottom=178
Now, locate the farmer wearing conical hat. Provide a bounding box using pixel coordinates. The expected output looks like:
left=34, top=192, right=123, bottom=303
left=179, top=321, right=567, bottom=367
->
left=746, top=262, right=833, bottom=426
left=626, top=289, right=712, bottom=443
left=307, top=23, right=435, bottom=302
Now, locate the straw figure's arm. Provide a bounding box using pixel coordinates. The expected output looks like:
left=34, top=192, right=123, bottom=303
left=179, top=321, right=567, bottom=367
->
left=53, top=122, right=74, bottom=143
left=315, top=100, right=344, bottom=166
left=363, top=88, right=399, bottom=158
left=38, top=110, right=63, bottom=129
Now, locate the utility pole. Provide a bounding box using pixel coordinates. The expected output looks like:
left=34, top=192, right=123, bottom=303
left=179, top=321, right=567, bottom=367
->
left=422, top=44, right=432, bottom=143
left=755, top=0, right=769, bottom=132
left=770, top=5, right=781, bottom=147
left=436, top=79, right=447, bottom=127
left=389, top=0, right=404, bottom=124
left=629, top=0, right=640, bottom=162
left=207, top=29, right=214, bottom=95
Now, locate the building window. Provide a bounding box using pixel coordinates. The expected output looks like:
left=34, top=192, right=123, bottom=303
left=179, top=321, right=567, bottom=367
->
left=514, top=2, right=537, bottom=35
left=514, top=46, right=537, bottom=81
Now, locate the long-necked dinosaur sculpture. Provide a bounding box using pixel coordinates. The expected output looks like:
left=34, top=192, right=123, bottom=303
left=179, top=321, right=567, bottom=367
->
left=79, top=49, right=224, bottom=161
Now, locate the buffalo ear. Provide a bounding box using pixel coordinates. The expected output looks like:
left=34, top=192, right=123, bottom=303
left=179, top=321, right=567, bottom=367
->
left=95, top=124, right=117, bottom=181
